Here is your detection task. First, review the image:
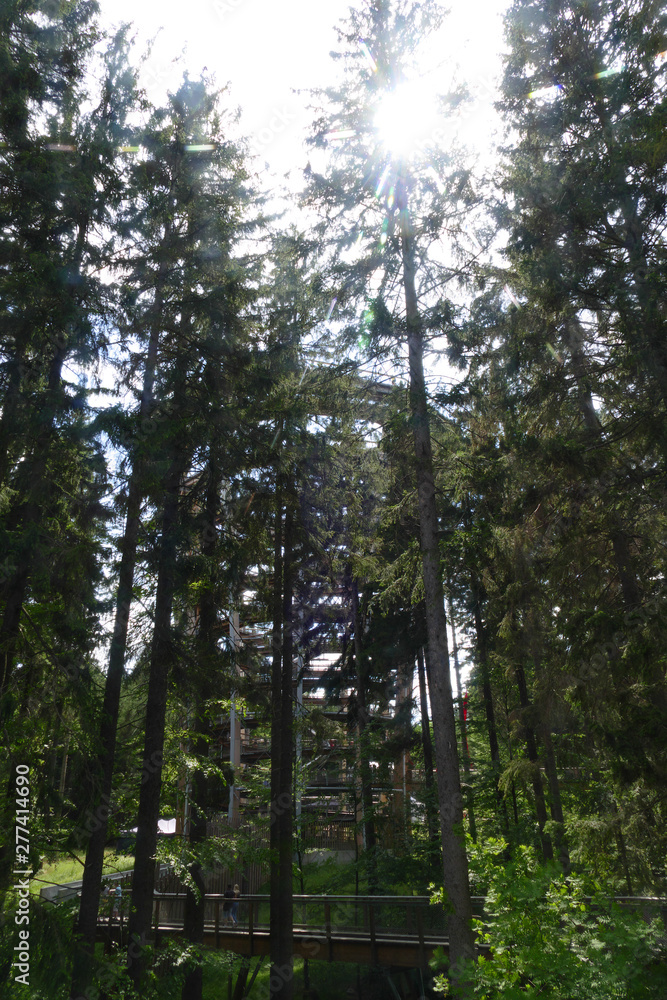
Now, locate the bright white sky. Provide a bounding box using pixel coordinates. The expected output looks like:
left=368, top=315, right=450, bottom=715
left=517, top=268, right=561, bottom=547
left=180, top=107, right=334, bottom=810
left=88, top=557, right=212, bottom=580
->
left=99, top=0, right=510, bottom=184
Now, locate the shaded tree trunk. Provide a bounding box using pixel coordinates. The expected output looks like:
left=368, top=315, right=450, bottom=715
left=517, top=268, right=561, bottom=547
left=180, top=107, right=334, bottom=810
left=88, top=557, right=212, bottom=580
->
left=351, top=580, right=377, bottom=887
left=126, top=446, right=188, bottom=988
left=70, top=281, right=165, bottom=999
left=471, top=582, right=509, bottom=835
left=270, top=477, right=294, bottom=1000
left=180, top=726, right=208, bottom=1000
left=514, top=662, right=553, bottom=863
left=564, top=317, right=641, bottom=606
left=416, top=646, right=439, bottom=845
left=399, top=186, right=475, bottom=991
left=447, top=591, right=476, bottom=843
left=0, top=213, right=89, bottom=707
left=543, top=730, right=570, bottom=872
left=0, top=340, right=67, bottom=706
left=181, top=444, right=221, bottom=1000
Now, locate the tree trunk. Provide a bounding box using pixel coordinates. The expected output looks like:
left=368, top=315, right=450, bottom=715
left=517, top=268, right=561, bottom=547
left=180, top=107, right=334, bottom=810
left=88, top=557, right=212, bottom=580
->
left=543, top=730, right=569, bottom=872
left=351, top=581, right=377, bottom=886
left=447, top=592, right=476, bottom=843
left=563, top=317, right=641, bottom=606
left=181, top=443, right=222, bottom=1000
left=0, top=339, right=66, bottom=706
left=270, top=476, right=294, bottom=999
left=126, top=449, right=187, bottom=988
left=470, top=582, right=509, bottom=835
left=70, top=284, right=165, bottom=999
left=0, top=215, right=89, bottom=705
left=514, top=662, right=553, bottom=863
left=399, top=186, right=475, bottom=992
left=416, top=646, right=439, bottom=845
left=181, top=726, right=208, bottom=1000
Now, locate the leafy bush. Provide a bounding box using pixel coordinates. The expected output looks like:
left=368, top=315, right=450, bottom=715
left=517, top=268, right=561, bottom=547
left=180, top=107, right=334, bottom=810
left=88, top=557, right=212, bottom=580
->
left=432, top=841, right=667, bottom=998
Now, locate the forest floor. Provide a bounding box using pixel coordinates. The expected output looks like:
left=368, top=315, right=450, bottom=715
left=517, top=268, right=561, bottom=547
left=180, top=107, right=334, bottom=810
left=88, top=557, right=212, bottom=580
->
left=201, top=953, right=415, bottom=999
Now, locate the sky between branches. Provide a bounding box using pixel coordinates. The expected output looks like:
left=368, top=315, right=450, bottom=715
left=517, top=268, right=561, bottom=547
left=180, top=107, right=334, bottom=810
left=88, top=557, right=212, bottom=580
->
left=99, top=0, right=509, bottom=185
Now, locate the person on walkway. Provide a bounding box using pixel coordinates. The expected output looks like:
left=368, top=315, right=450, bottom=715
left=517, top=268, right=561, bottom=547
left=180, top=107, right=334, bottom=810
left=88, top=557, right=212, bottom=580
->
left=113, top=883, right=122, bottom=920
left=231, top=884, right=240, bottom=927
left=223, top=883, right=234, bottom=927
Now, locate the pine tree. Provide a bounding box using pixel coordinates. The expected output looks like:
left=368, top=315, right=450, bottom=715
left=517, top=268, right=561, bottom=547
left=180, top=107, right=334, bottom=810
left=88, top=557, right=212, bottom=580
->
left=485, top=0, right=667, bottom=871
left=0, top=2, right=136, bottom=710
left=303, top=1, right=477, bottom=986
left=118, top=78, right=260, bottom=989
left=498, top=0, right=667, bottom=428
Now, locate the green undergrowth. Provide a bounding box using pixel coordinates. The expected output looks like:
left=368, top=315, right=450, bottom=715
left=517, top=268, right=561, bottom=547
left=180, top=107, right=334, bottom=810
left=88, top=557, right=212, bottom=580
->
left=431, top=840, right=667, bottom=999
left=295, top=844, right=443, bottom=897
left=30, top=852, right=134, bottom=895
left=202, top=953, right=421, bottom=1000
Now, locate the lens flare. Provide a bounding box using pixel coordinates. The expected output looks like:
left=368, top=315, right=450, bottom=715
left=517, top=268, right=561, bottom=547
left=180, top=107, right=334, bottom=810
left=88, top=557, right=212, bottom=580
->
left=374, top=77, right=441, bottom=156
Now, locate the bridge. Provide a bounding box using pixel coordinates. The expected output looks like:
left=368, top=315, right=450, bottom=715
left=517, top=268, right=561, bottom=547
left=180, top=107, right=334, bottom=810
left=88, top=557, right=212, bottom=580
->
left=98, top=893, right=489, bottom=968
left=96, top=891, right=667, bottom=970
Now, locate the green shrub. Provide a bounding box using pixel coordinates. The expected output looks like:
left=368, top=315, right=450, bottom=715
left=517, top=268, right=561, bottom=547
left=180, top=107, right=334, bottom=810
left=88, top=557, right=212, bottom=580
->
left=432, top=841, right=667, bottom=999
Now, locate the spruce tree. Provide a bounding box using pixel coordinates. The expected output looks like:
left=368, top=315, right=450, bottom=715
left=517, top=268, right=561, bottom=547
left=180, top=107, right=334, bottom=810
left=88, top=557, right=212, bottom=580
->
left=303, top=1, right=477, bottom=986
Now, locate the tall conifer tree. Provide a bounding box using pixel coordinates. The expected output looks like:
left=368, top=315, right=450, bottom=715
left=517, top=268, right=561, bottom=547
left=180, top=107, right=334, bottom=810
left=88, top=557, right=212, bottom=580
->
left=303, top=1, right=477, bottom=987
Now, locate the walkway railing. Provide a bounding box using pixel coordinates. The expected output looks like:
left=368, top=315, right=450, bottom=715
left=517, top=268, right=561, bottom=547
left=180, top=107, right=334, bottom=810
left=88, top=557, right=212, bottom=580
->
left=148, top=893, right=487, bottom=963
left=95, top=892, right=666, bottom=967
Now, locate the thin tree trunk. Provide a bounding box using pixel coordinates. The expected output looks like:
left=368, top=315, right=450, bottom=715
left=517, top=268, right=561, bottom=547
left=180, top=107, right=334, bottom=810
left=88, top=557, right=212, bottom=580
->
left=416, top=647, right=439, bottom=845
left=351, top=581, right=377, bottom=887
left=70, top=282, right=165, bottom=999
left=126, top=448, right=187, bottom=988
left=502, top=682, right=520, bottom=826
left=232, top=957, right=251, bottom=1000
left=181, top=446, right=220, bottom=1000
left=611, top=800, right=633, bottom=895
left=447, top=592, right=476, bottom=843
left=543, top=730, right=570, bottom=871
left=181, top=727, right=208, bottom=1000
left=470, top=582, right=509, bottom=835
left=270, top=475, right=294, bottom=1000
left=514, top=662, right=553, bottom=862
left=0, top=342, right=28, bottom=487
left=398, top=185, right=475, bottom=992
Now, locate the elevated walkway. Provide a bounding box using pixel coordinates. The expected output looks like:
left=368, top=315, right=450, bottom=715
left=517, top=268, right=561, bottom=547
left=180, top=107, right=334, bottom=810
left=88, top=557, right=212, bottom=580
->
left=98, top=892, right=488, bottom=968
left=96, top=892, right=667, bottom=970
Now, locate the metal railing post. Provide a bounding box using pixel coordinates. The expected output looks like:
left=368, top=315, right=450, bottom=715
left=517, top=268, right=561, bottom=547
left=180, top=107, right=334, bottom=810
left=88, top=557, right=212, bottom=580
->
left=324, top=901, right=333, bottom=962
left=416, top=905, right=426, bottom=970
left=368, top=901, right=378, bottom=966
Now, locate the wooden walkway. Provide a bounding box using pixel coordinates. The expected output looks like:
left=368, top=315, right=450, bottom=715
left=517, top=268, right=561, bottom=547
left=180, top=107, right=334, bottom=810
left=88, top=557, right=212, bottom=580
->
left=97, top=892, right=667, bottom=970
left=98, top=893, right=484, bottom=968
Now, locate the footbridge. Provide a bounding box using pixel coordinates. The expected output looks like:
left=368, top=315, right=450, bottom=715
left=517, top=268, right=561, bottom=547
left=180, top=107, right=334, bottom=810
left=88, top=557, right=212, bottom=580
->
left=99, top=893, right=488, bottom=968
left=96, top=892, right=667, bottom=970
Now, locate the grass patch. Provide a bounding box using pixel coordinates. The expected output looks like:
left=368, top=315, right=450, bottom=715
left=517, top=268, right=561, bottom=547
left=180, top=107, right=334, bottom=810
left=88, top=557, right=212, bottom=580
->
left=30, top=851, right=134, bottom=894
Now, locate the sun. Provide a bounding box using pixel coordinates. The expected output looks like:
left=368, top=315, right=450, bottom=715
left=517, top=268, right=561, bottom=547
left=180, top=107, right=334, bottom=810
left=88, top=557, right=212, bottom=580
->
left=373, top=76, right=442, bottom=157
